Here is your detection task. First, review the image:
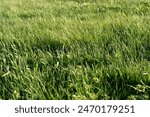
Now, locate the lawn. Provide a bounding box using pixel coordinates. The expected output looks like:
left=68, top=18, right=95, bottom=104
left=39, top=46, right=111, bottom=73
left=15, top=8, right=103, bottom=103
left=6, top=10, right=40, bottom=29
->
left=0, top=0, right=150, bottom=99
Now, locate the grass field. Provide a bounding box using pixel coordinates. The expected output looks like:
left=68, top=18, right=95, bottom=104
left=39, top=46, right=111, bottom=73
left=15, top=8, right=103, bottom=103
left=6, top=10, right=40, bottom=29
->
left=0, top=0, right=150, bottom=100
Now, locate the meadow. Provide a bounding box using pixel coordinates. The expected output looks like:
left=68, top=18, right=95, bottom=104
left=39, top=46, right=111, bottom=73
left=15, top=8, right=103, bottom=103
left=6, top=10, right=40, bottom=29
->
left=0, top=0, right=150, bottom=100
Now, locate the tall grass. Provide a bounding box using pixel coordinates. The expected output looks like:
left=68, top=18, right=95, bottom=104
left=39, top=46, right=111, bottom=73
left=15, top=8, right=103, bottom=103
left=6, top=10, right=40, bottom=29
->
left=0, top=0, right=150, bottom=99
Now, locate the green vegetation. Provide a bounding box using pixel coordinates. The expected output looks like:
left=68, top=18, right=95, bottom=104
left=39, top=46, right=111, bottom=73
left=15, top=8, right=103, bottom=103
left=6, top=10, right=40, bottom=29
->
left=0, top=0, right=150, bottom=100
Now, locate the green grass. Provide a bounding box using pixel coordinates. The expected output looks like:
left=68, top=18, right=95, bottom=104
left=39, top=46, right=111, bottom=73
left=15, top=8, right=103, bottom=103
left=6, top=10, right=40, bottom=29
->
left=0, top=0, right=150, bottom=100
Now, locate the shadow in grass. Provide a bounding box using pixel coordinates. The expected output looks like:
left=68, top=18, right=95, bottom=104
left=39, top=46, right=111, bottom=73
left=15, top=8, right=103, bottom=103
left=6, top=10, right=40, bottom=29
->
left=32, top=37, right=70, bottom=53
left=18, top=12, right=37, bottom=19
left=32, top=37, right=66, bottom=52
left=102, top=68, right=150, bottom=99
